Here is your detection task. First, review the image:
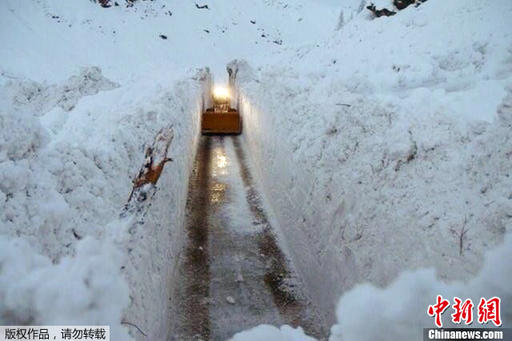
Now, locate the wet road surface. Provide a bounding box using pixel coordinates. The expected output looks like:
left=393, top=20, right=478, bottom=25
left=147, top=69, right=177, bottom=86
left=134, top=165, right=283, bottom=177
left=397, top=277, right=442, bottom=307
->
left=172, top=136, right=326, bottom=340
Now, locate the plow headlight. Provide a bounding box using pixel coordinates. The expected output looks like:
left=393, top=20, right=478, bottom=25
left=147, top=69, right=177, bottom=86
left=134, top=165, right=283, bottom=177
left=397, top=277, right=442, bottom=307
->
left=213, top=86, right=230, bottom=101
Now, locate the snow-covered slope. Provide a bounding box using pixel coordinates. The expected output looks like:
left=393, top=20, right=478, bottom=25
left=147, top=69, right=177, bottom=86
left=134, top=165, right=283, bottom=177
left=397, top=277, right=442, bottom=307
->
left=0, top=0, right=339, bottom=84
left=1, top=0, right=511, bottom=339
left=0, top=0, right=339, bottom=339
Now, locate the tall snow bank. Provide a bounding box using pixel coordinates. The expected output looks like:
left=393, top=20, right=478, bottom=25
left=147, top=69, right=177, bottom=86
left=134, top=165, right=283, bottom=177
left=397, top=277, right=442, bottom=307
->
left=0, top=66, right=208, bottom=339
left=230, top=0, right=512, bottom=324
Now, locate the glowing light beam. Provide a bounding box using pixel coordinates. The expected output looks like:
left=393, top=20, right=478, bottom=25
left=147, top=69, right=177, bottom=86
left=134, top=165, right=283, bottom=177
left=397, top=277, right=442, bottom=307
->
left=213, top=86, right=230, bottom=101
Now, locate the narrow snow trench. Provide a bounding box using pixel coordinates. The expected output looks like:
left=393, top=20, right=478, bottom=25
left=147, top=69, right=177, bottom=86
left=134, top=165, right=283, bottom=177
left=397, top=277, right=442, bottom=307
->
left=172, top=136, right=327, bottom=340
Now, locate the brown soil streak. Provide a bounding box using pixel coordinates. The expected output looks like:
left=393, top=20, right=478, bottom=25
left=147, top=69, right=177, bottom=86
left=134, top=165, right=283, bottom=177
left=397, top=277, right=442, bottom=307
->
left=175, top=137, right=212, bottom=340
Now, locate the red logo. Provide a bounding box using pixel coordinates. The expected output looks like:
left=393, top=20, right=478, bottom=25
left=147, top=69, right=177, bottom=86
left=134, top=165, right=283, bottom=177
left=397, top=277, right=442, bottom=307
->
left=428, top=295, right=451, bottom=328
left=451, top=297, right=474, bottom=325
left=477, top=297, right=502, bottom=327
left=428, top=296, right=501, bottom=328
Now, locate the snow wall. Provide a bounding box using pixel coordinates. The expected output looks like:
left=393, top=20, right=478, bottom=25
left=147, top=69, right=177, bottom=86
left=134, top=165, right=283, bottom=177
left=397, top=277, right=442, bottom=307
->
left=227, top=0, right=512, bottom=328
left=0, top=67, right=211, bottom=340
left=231, top=52, right=512, bottom=326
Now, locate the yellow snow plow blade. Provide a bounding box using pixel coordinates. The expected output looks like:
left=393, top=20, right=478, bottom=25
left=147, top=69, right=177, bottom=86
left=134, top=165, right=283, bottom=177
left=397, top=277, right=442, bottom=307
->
left=201, top=109, right=242, bottom=135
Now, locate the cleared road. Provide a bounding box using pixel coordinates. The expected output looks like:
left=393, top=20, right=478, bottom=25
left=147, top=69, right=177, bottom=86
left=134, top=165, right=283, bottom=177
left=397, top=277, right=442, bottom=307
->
left=172, top=136, right=326, bottom=340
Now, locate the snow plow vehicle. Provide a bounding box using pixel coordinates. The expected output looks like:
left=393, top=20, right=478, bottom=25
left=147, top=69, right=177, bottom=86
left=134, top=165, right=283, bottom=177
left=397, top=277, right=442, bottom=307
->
left=201, top=87, right=242, bottom=135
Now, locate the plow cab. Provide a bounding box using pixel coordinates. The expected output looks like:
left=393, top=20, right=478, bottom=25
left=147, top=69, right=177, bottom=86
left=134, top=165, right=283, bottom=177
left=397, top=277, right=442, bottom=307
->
left=201, top=87, right=242, bottom=135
